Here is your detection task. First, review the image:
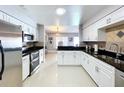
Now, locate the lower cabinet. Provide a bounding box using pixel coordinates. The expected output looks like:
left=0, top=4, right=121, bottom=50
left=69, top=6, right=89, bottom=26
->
left=22, top=55, right=30, bottom=81
left=58, top=50, right=115, bottom=86
left=80, top=52, right=115, bottom=87
left=57, top=51, right=80, bottom=65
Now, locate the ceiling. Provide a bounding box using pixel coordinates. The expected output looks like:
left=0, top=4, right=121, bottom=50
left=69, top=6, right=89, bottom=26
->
left=19, top=5, right=110, bottom=33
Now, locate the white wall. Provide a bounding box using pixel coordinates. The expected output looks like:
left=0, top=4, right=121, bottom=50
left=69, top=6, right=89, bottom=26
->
left=46, top=33, right=79, bottom=50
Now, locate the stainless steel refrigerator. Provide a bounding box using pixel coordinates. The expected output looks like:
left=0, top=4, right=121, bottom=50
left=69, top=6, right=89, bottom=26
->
left=0, top=20, right=22, bottom=87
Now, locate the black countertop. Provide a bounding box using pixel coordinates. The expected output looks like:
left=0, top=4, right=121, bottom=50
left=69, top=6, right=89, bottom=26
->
left=57, top=46, right=124, bottom=72
left=22, top=46, right=43, bottom=56
left=57, top=46, right=86, bottom=51
left=84, top=50, right=124, bottom=72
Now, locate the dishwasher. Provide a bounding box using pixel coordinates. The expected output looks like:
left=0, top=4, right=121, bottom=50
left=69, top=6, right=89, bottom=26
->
left=115, top=69, right=124, bottom=87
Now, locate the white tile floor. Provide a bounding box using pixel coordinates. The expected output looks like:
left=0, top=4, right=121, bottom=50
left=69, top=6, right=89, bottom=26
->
left=23, top=52, right=97, bottom=87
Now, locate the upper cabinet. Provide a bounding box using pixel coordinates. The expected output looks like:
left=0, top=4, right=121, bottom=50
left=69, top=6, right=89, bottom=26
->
left=108, top=7, right=124, bottom=25
left=81, top=6, right=124, bottom=42
left=0, top=10, right=37, bottom=41
left=98, top=6, right=124, bottom=29
left=82, top=21, right=106, bottom=42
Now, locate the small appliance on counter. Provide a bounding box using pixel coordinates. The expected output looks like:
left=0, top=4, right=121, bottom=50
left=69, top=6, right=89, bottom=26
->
left=93, top=44, right=98, bottom=54
left=85, top=45, right=94, bottom=54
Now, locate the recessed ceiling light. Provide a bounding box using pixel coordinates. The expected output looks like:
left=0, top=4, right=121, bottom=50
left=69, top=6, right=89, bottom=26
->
left=56, top=8, right=66, bottom=16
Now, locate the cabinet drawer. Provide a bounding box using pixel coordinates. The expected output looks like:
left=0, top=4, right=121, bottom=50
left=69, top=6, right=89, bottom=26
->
left=97, top=59, right=115, bottom=73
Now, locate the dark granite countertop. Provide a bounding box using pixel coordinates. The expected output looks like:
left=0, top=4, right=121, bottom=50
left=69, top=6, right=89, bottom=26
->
left=83, top=50, right=124, bottom=72
left=57, top=46, right=124, bottom=72
left=57, top=46, right=86, bottom=51
left=22, top=46, right=43, bottom=56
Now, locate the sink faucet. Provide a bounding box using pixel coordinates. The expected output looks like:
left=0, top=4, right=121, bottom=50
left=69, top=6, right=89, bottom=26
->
left=109, top=43, right=119, bottom=58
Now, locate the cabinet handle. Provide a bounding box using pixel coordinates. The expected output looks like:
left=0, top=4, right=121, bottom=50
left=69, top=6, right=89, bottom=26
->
left=95, top=66, right=99, bottom=72
left=120, top=75, right=124, bottom=80
left=107, top=18, right=111, bottom=24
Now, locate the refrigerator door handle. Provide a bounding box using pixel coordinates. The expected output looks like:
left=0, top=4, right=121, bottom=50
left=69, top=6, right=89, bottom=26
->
left=0, top=40, right=5, bottom=80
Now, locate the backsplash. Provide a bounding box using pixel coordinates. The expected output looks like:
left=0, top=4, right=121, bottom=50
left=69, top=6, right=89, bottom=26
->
left=105, top=24, right=124, bottom=54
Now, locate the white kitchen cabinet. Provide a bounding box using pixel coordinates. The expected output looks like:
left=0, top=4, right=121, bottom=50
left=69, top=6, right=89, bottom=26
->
left=111, top=7, right=124, bottom=23
left=81, top=6, right=124, bottom=42
left=57, top=52, right=64, bottom=65
left=96, top=59, right=115, bottom=87
left=22, top=55, right=30, bottom=81
left=73, top=51, right=80, bottom=65
left=39, top=49, right=44, bottom=64
left=63, top=52, right=73, bottom=65
left=80, top=51, right=115, bottom=87
left=82, top=21, right=106, bottom=42
left=57, top=51, right=80, bottom=65
left=82, top=27, right=90, bottom=41
left=9, top=17, right=18, bottom=25
left=98, top=7, right=124, bottom=29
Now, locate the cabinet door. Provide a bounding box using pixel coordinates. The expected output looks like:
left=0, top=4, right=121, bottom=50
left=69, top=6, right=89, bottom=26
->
left=80, top=52, right=84, bottom=66
left=98, top=63, right=115, bottom=87
left=99, top=69, right=114, bottom=87
left=111, top=7, right=124, bottom=24
left=22, top=55, right=30, bottom=81
left=97, top=15, right=112, bottom=29
left=73, top=51, right=80, bottom=65
left=89, top=24, right=98, bottom=41
left=10, top=17, right=18, bottom=25
left=92, top=62, right=100, bottom=86
left=63, top=52, right=74, bottom=65
left=83, top=27, right=89, bottom=41
left=82, top=53, right=87, bottom=69
left=57, top=52, right=64, bottom=65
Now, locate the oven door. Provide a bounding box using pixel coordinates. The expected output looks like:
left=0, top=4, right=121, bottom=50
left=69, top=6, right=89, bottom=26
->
left=30, top=57, right=39, bottom=73
left=31, top=51, right=39, bottom=61
left=30, top=51, right=39, bottom=74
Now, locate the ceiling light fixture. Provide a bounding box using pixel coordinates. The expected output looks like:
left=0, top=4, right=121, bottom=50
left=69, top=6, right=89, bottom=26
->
left=56, top=8, right=66, bottom=16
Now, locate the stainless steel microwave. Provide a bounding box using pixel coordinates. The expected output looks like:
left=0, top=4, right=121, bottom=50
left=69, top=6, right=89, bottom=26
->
left=22, top=32, right=34, bottom=42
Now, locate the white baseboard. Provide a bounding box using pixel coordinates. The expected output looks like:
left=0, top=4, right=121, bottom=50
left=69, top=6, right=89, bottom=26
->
left=47, top=49, right=57, bottom=53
